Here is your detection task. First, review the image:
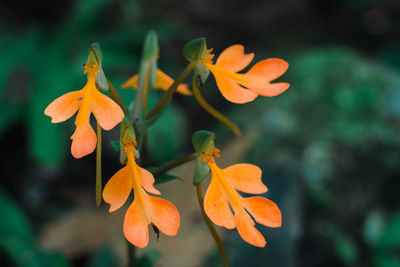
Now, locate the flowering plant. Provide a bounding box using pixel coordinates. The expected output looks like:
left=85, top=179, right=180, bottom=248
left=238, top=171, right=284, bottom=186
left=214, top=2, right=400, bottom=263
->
left=44, top=31, right=289, bottom=266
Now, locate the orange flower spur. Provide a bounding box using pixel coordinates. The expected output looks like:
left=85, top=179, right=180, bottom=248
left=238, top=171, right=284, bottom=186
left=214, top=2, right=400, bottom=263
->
left=202, top=44, right=290, bottom=104
left=44, top=53, right=124, bottom=158
left=122, top=69, right=192, bottom=95
left=202, top=147, right=282, bottom=247
left=102, top=141, right=180, bottom=248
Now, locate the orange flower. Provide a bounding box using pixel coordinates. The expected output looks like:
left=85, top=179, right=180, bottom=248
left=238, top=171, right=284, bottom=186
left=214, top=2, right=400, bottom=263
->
left=102, top=143, right=180, bottom=248
left=202, top=147, right=281, bottom=247
left=122, top=69, right=192, bottom=95
left=44, top=56, right=124, bottom=158
left=202, top=45, right=289, bottom=104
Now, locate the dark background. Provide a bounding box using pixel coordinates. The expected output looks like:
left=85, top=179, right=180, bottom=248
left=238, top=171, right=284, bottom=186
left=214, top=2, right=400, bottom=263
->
left=0, top=0, right=400, bottom=266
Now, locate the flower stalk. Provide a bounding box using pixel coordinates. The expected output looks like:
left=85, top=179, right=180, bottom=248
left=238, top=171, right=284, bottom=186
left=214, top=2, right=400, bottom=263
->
left=152, top=152, right=200, bottom=177
left=196, top=183, right=230, bottom=267
left=192, top=79, right=241, bottom=137
left=146, top=62, right=195, bottom=120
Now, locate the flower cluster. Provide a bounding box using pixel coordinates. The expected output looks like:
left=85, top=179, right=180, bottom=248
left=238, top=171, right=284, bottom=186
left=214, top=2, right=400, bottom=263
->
left=44, top=33, right=289, bottom=264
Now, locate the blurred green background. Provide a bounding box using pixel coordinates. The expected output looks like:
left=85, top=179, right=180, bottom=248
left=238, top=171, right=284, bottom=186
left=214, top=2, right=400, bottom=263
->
left=1, top=0, right=400, bottom=266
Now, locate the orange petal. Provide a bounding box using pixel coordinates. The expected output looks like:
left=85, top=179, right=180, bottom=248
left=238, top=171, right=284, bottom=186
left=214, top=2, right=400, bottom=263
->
left=245, top=197, right=282, bottom=228
left=234, top=212, right=266, bottom=247
left=44, top=90, right=82, bottom=123
left=148, top=195, right=180, bottom=236
left=216, top=45, right=254, bottom=73
left=249, top=82, right=290, bottom=97
left=213, top=72, right=258, bottom=104
left=121, top=74, right=139, bottom=89
left=123, top=200, right=149, bottom=248
left=102, top=166, right=132, bottom=212
left=155, top=69, right=192, bottom=95
left=91, top=90, right=124, bottom=131
left=223, top=164, right=267, bottom=194
left=70, top=122, right=97, bottom=158
left=204, top=178, right=235, bottom=229
left=138, top=166, right=161, bottom=195
left=246, top=58, right=289, bottom=82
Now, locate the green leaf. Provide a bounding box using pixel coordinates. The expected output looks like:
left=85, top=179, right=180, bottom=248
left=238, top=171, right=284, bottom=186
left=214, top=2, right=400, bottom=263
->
left=147, top=167, right=183, bottom=185
left=110, top=140, right=120, bottom=152
left=87, top=245, right=118, bottom=267
left=183, top=37, right=207, bottom=62
left=374, top=213, right=400, bottom=267
left=0, top=188, right=34, bottom=241
left=193, top=157, right=210, bottom=185
left=137, top=249, right=162, bottom=267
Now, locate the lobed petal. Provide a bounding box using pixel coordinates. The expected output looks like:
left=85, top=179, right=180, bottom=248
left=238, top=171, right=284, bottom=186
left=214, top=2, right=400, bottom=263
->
left=70, top=122, right=97, bottom=158
left=213, top=72, right=258, bottom=104
left=123, top=200, right=149, bottom=248
left=148, top=195, right=180, bottom=236
left=44, top=90, right=82, bottom=123
left=216, top=45, right=254, bottom=73
left=204, top=178, right=235, bottom=229
left=245, top=197, right=282, bottom=228
left=102, top=166, right=132, bottom=212
left=248, top=82, right=290, bottom=97
left=223, top=164, right=267, bottom=194
left=246, top=58, right=289, bottom=82
left=234, top=211, right=266, bottom=247
left=91, top=90, right=124, bottom=131
left=155, top=69, right=192, bottom=95
left=121, top=74, right=139, bottom=89
left=138, top=166, right=161, bottom=195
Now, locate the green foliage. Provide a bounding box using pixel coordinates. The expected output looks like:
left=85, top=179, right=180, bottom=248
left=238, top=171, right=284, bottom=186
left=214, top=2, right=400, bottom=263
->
left=0, top=188, right=70, bottom=267
left=136, top=249, right=162, bottom=267
left=374, top=214, right=400, bottom=267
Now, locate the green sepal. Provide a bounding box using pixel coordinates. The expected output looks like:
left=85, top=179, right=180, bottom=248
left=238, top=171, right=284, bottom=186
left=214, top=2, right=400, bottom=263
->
left=88, top=42, right=109, bottom=91
left=193, top=157, right=210, bottom=185
left=183, top=37, right=207, bottom=62
left=193, top=64, right=210, bottom=87
left=142, top=31, right=158, bottom=61
left=89, top=42, right=102, bottom=63
left=192, top=130, right=216, bottom=153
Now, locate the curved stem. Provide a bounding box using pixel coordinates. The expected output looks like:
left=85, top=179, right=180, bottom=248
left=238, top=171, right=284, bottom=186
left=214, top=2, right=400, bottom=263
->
left=146, top=62, right=195, bottom=120
left=96, top=122, right=102, bottom=207
left=196, top=184, right=230, bottom=267
left=192, top=80, right=241, bottom=137
left=153, top=152, right=200, bottom=177
left=107, top=79, right=131, bottom=119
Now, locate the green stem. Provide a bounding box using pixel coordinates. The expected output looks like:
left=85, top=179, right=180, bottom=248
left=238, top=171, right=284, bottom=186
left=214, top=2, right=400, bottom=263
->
left=96, top=122, right=102, bottom=207
left=153, top=152, right=200, bottom=177
left=107, top=79, right=130, bottom=118
left=196, top=184, right=230, bottom=267
left=146, top=62, right=195, bottom=120
left=127, top=240, right=136, bottom=267
left=192, top=79, right=241, bottom=137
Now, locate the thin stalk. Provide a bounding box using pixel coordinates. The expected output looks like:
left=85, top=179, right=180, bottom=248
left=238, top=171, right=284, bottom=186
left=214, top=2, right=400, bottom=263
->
left=153, top=152, right=200, bottom=177
left=107, top=79, right=130, bottom=118
left=96, top=122, right=102, bottom=207
left=192, top=80, right=241, bottom=137
left=127, top=240, right=136, bottom=267
left=196, top=184, right=230, bottom=267
left=146, top=62, right=195, bottom=120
